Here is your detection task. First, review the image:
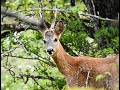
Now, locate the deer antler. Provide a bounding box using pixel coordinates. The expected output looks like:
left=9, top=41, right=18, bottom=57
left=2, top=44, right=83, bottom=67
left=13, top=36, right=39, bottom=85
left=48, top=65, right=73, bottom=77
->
left=38, top=8, right=47, bottom=33
left=50, top=8, right=57, bottom=30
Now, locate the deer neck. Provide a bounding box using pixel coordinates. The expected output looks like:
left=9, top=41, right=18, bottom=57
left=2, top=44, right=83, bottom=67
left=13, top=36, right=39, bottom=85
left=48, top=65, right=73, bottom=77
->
left=52, top=41, right=74, bottom=75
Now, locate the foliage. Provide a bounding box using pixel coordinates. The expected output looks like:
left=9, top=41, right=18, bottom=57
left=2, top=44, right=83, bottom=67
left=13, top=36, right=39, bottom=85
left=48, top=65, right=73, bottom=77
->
left=94, top=22, right=119, bottom=55
left=61, top=18, right=89, bottom=55
left=1, top=0, right=119, bottom=90
left=1, top=30, right=66, bottom=90
left=61, top=19, right=119, bottom=57
left=96, top=72, right=111, bottom=82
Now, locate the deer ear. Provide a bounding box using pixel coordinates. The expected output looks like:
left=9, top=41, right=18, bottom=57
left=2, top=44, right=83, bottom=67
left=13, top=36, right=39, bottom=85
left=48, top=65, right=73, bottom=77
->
left=38, top=19, right=47, bottom=33
left=55, top=21, right=64, bottom=35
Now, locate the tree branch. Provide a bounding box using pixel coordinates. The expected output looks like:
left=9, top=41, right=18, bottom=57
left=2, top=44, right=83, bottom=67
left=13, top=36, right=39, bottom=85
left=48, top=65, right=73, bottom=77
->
left=1, top=44, right=21, bottom=58
left=3, top=54, right=56, bottom=67
left=12, top=7, right=119, bottom=23
left=1, top=7, right=39, bottom=26
left=1, top=7, right=118, bottom=27
left=12, top=8, right=67, bottom=14
left=78, top=11, right=119, bottom=22
left=15, top=74, right=55, bottom=88
left=1, top=24, right=38, bottom=31
left=18, top=74, right=54, bottom=81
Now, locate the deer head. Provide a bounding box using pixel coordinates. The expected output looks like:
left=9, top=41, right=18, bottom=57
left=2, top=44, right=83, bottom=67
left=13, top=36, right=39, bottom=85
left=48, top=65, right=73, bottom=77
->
left=38, top=11, right=64, bottom=55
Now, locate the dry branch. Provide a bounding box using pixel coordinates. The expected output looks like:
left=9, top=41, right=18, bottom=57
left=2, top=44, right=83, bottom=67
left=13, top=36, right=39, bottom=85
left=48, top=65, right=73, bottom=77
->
left=3, top=55, right=56, bottom=67
left=2, top=6, right=118, bottom=24
left=1, top=7, right=39, bottom=26
left=1, top=24, right=38, bottom=31
left=78, top=12, right=119, bottom=23
left=12, top=8, right=66, bottom=13
left=19, top=74, right=54, bottom=80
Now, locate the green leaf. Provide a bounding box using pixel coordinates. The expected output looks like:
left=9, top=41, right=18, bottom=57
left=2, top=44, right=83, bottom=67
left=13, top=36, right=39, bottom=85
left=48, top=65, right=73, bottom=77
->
left=104, top=72, right=112, bottom=76
left=70, top=6, right=78, bottom=14
left=96, top=74, right=105, bottom=81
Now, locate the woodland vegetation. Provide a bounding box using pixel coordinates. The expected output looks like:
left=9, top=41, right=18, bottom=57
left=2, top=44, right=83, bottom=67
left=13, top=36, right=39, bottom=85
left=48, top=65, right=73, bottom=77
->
left=1, top=0, right=119, bottom=90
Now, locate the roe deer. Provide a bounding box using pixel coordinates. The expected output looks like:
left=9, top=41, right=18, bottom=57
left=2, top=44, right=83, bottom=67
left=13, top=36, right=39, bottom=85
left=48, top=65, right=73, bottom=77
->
left=37, top=11, right=119, bottom=90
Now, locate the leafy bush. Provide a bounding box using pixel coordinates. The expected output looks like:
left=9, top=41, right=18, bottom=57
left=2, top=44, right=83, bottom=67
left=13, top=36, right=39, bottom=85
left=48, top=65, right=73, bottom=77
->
left=1, top=0, right=119, bottom=90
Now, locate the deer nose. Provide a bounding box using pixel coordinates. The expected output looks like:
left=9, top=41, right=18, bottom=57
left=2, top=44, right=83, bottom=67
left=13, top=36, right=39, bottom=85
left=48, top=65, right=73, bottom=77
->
left=47, top=49, right=54, bottom=55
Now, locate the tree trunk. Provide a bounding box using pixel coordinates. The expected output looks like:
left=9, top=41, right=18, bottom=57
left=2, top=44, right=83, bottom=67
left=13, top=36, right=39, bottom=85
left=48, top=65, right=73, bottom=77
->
left=82, top=0, right=119, bottom=30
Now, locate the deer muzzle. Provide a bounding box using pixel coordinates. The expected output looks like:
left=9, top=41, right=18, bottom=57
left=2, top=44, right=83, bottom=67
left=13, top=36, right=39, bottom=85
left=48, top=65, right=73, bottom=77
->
left=47, top=48, right=54, bottom=55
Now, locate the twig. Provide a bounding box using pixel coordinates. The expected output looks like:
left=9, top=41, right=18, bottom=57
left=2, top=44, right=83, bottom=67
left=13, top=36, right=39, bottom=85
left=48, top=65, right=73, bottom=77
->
left=91, top=0, right=96, bottom=15
left=4, top=67, right=15, bottom=76
left=2, top=65, right=16, bottom=78
left=19, top=74, right=54, bottom=80
left=85, top=68, right=92, bottom=87
left=3, top=54, right=56, bottom=67
left=78, top=12, right=119, bottom=22
left=18, top=74, right=55, bottom=89
left=1, top=44, right=21, bottom=58
left=11, top=7, right=119, bottom=23
left=12, top=8, right=67, bottom=14
left=1, top=24, right=38, bottom=31
left=39, top=0, right=44, bottom=18
left=2, top=6, right=118, bottom=25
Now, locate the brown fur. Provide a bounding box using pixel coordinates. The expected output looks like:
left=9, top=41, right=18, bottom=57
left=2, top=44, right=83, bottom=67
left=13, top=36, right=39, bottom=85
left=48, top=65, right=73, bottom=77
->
left=52, top=41, right=119, bottom=90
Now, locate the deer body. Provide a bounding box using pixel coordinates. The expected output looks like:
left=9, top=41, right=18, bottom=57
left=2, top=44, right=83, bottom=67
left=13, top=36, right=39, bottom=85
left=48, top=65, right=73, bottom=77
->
left=38, top=15, right=119, bottom=89
left=52, top=41, right=118, bottom=89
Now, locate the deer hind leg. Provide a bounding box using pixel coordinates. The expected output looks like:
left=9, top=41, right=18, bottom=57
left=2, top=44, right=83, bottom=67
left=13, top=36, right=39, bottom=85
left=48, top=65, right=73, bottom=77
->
left=103, top=78, right=119, bottom=90
left=66, top=78, right=81, bottom=87
left=110, top=81, right=119, bottom=90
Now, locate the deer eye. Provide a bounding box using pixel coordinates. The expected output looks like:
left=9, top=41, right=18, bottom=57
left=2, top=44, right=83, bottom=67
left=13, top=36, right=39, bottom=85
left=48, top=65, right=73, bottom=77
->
left=43, top=39, right=46, bottom=43
left=54, top=38, right=58, bottom=42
